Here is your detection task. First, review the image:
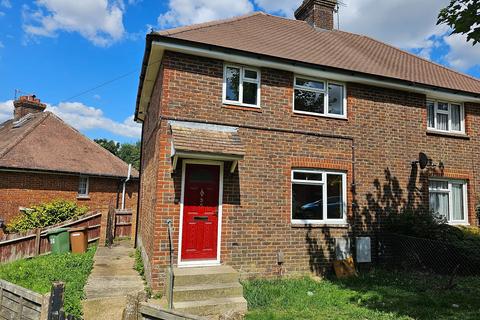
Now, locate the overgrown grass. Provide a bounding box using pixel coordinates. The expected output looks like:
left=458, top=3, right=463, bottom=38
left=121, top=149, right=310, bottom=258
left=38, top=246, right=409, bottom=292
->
left=0, top=246, right=96, bottom=317
left=244, top=269, right=480, bottom=320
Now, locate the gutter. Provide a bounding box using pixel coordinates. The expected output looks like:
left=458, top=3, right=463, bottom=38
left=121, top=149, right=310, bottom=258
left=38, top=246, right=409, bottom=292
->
left=0, top=166, right=139, bottom=180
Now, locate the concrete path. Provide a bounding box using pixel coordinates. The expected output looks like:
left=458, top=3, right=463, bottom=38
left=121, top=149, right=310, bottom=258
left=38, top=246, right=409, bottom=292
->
left=82, top=241, right=145, bottom=320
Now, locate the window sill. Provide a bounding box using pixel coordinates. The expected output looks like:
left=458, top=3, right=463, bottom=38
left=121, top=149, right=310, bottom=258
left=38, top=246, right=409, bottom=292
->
left=77, top=195, right=90, bottom=200
left=291, top=223, right=349, bottom=229
left=426, top=130, right=469, bottom=140
left=222, top=104, right=262, bottom=113
left=292, top=111, right=348, bottom=121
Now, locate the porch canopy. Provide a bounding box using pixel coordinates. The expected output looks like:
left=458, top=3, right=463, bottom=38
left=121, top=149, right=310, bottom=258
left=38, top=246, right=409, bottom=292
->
left=169, top=120, right=245, bottom=172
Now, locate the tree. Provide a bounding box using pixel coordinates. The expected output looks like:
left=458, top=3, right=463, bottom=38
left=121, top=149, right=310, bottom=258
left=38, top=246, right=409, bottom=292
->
left=94, top=139, right=141, bottom=170
left=94, top=139, right=120, bottom=156
left=118, top=142, right=141, bottom=170
left=437, top=0, right=480, bottom=45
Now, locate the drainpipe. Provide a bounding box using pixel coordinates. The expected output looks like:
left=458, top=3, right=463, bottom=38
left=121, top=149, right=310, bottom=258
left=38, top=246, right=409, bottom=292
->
left=121, top=164, right=132, bottom=210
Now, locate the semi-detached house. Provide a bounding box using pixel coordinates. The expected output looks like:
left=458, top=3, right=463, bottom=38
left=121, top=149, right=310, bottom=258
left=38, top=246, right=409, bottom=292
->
left=134, top=0, right=480, bottom=301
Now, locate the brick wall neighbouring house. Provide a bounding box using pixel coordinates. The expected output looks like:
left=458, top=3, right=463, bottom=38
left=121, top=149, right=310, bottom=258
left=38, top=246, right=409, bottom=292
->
left=137, top=51, right=480, bottom=291
left=0, top=171, right=139, bottom=232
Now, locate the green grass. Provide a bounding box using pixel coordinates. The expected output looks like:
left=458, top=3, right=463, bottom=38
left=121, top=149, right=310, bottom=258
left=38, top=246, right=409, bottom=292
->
left=0, top=246, right=96, bottom=317
left=243, top=269, right=480, bottom=320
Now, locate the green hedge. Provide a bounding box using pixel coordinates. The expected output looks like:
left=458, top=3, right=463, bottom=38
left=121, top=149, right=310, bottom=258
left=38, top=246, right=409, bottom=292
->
left=6, top=200, right=88, bottom=233
left=385, top=207, right=480, bottom=256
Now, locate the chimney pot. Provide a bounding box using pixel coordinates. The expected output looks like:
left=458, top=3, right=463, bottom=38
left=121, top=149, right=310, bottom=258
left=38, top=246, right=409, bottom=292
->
left=13, top=95, right=46, bottom=120
left=294, top=0, right=337, bottom=30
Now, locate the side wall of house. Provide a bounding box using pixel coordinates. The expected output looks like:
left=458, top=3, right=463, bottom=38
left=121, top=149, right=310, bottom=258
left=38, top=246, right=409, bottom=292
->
left=136, top=63, right=166, bottom=287
left=140, top=51, right=480, bottom=291
left=0, top=171, right=138, bottom=226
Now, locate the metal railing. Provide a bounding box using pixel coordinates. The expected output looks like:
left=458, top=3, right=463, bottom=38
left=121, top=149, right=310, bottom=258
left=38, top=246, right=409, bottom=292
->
left=166, top=219, right=174, bottom=310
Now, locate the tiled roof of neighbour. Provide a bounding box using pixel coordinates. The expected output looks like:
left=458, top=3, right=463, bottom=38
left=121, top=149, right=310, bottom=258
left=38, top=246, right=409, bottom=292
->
left=0, top=112, right=139, bottom=178
left=170, top=121, right=245, bottom=157
left=154, top=12, right=480, bottom=95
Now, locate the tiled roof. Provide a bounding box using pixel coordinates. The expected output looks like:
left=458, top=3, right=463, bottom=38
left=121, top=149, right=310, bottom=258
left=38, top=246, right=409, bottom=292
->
left=155, top=12, right=480, bottom=95
left=170, top=121, right=245, bottom=157
left=0, top=112, right=139, bottom=178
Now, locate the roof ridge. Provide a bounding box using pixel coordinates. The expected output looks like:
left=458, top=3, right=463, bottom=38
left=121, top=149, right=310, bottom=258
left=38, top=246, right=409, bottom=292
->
left=47, top=113, right=133, bottom=174
left=157, top=11, right=265, bottom=36
left=336, top=30, right=480, bottom=84
left=0, top=112, right=50, bottom=159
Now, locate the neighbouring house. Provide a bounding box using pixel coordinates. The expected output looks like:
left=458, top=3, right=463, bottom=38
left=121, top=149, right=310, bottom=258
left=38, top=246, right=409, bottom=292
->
left=0, top=95, right=139, bottom=234
left=134, top=0, right=480, bottom=299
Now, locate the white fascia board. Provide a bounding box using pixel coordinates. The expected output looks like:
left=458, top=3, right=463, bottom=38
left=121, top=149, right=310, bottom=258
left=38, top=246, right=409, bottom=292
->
left=148, top=40, right=480, bottom=105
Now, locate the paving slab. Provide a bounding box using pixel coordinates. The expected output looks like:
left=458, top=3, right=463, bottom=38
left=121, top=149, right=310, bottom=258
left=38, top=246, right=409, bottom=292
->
left=82, top=241, right=145, bottom=320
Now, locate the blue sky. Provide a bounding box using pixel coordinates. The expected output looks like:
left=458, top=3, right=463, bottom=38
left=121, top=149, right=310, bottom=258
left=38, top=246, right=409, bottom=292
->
left=0, top=0, right=479, bottom=143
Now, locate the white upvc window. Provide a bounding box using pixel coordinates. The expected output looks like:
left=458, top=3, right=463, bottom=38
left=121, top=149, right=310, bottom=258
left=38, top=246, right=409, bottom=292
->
left=429, top=179, right=468, bottom=225
left=223, top=64, right=260, bottom=107
left=293, top=75, right=346, bottom=118
left=291, top=169, right=347, bottom=225
left=78, top=176, right=89, bottom=197
left=427, top=100, right=465, bottom=133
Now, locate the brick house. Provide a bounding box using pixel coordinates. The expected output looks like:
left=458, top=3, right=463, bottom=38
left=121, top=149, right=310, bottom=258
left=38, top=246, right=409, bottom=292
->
left=0, top=95, right=139, bottom=232
left=134, top=0, right=480, bottom=294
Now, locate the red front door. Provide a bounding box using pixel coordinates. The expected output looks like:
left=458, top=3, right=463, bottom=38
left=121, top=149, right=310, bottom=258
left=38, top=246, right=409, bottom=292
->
left=181, top=164, right=220, bottom=261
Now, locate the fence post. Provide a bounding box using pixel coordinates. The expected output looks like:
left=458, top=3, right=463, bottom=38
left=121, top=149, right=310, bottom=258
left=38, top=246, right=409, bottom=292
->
left=35, top=228, right=41, bottom=256
left=47, top=282, right=65, bottom=320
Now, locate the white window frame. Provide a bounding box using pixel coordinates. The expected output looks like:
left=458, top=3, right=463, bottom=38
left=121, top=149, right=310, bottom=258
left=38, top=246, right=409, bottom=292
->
left=427, top=99, right=465, bottom=134
left=222, top=64, right=261, bottom=108
left=293, top=75, right=347, bottom=119
left=429, top=178, right=468, bottom=225
left=291, top=169, right=347, bottom=225
left=78, top=176, right=89, bottom=197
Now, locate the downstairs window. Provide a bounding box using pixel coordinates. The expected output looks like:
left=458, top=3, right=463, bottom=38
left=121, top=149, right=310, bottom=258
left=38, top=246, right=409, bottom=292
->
left=291, top=169, right=347, bottom=224
left=429, top=179, right=468, bottom=225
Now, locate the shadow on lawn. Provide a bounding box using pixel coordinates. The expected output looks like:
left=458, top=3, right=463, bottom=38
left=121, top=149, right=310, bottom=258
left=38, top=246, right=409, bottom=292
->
left=333, top=269, right=480, bottom=320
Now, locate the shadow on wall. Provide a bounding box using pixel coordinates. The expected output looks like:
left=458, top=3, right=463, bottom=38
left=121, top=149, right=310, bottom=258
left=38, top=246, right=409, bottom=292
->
left=304, top=164, right=430, bottom=274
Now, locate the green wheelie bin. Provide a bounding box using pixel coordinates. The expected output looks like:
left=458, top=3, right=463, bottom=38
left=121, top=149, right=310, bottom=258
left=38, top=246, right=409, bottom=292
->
left=47, top=228, right=70, bottom=254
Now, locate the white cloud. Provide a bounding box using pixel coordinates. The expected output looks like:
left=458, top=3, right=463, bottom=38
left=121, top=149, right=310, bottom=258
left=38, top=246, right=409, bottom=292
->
left=47, top=101, right=141, bottom=138
left=0, top=100, right=13, bottom=123
left=444, top=33, right=480, bottom=71
left=253, top=0, right=301, bottom=17
left=0, top=0, right=11, bottom=9
left=0, top=99, right=140, bottom=138
left=0, top=11, right=5, bottom=17
left=336, top=0, right=449, bottom=49
left=22, top=0, right=126, bottom=47
left=158, top=0, right=254, bottom=28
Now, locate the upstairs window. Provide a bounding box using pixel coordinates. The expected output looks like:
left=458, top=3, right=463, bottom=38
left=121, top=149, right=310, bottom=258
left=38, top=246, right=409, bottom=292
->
left=293, top=76, right=346, bottom=118
left=429, top=179, right=468, bottom=225
left=427, top=100, right=464, bottom=133
left=78, top=176, right=89, bottom=197
left=291, top=169, right=347, bottom=224
left=223, top=65, right=260, bottom=107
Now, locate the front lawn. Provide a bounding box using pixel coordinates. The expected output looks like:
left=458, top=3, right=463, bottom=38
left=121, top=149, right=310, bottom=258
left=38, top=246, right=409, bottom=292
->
left=0, top=246, right=96, bottom=317
left=244, top=269, right=480, bottom=320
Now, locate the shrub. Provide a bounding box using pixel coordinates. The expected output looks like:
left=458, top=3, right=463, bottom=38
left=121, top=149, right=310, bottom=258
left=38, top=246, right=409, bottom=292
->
left=385, top=207, right=480, bottom=257
left=6, top=200, right=88, bottom=233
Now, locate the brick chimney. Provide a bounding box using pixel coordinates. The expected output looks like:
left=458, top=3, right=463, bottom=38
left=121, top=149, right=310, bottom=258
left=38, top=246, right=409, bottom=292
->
left=294, top=0, right=337, bottom=30
left=13, top=95, right=46, bottom=120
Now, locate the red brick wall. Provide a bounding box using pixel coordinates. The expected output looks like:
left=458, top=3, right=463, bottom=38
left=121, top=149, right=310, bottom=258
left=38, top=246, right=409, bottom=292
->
left=137, top=51, right=480, bottom=290
left=0, top=171, right=139, bottom=229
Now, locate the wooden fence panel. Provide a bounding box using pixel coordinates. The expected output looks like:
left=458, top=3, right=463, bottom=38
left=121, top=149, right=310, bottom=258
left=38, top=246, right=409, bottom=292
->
left=114, top=209, right=133, bottom=238
left=0, top=279, right=46, bottom=320
left=0, top=211, right=102, bottom=264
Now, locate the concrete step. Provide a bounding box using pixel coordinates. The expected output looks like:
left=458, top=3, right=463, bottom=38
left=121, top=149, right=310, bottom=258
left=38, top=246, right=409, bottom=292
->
left=173, top=297, right=247, bottom=316
left=173, top=266, right=239, bottom=286
left=173, top=282, right=243, bottom=302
